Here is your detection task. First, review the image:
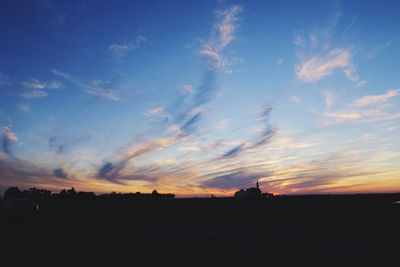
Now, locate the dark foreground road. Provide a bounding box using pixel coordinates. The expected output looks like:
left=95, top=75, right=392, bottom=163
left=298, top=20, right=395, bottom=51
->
left=1, top=195, right=399, bottom=265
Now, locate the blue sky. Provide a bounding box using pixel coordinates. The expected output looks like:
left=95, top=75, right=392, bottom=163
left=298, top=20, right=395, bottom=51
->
left=1, top=0, right=400, bottom=196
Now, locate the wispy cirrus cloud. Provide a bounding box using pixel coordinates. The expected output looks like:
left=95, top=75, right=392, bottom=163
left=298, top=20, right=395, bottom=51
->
left=96, top=108, right=205, bottom=184
left=109, top=35, right=147, bottom=60
left=323, top=109, right=400, bottom=125
left=0, top=155, right=88, bottom=193
left=2, top=125, right=18, bottom=156
left=50, top=69, right=74, bottom=80
left=297, top=48, right=358, bottom=82
left=351, top=89, right=400, bottom=107
left=222, top=143, right=245, bottom=158
left=261, top=163, right=374, bottom=194
left=322, top=90, right=335, bottom=108
left=94, top=130, right=396, bottom=195
left=355, top=80, right=367, bottom=88
left=53, top=167, right=68, bottom=179
left=163, top=6, right=241, bottom=136
left=202, top=171, right=263, bottom=190
left=290, top=96, right=302, bottom=104
left=97, top=135, right=184, bottom=183
left=220, top=102, right=276, bottom=159
left=294, top=7, right=363, bottom=84
left=365, top=40, right=393, bottom=59
left=321, top=88, right=400, bottom=125
left=179, top=140, right=225, bottom=154
left=50, top=69, right=120, bottom=101
left=214, top=119, right=229, bottom=130
left=19, top=78, right=61, bottom=99
left=200, top=149, right=378, bottom=194
left=17, top=104, right=31, bottom=112
left=84, top=88, right=120, bottom=101
left=21, top=79, right=62, bottom=90
left=95, top=5, right=259, bottom=185
left=20, top=90, right=48, bottom=99
left=95, top=91, right=205, bottom=182
left=200, top=5, right=243, bottom=71
left=181, top=84, right=193, bottom=94
left=145, top=106, right=165, bottom=116
left=166, top=5, right=243, bottom=132
left=179, top=144, right=201, bottom=154
left=145, top=106, right=171, bottom=122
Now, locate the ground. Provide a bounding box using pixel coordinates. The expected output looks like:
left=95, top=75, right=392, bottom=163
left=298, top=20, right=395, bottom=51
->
left=1, top=194, right=399, bottom=265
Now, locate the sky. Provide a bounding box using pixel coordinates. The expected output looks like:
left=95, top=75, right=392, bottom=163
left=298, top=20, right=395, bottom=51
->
left=1, top=0, right=400, bottom=196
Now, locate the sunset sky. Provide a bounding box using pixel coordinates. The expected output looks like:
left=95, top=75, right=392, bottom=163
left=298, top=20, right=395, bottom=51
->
left=1, top=0, right=399, bottom=196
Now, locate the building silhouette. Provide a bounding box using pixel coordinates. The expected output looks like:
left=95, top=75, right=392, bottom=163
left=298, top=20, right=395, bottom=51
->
left=234, top=180, right=262, bottom=199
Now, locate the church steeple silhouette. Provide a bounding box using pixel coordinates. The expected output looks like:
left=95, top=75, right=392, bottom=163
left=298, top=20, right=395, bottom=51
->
left=256, top=180, right=259, bottom=190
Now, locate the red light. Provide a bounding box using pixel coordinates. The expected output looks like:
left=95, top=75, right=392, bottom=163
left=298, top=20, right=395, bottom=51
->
left=36, top=203, right=40, bottom=211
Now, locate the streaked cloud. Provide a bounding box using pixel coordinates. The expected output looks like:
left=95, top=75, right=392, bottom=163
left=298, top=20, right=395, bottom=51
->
left=50, top=69, right=74, bottom=80
left=200, top=5, right=243, bottom=70
left=18, top=78, right=61, bottom=99
left=179, top=144, right=201, bottom=153
left=290, top=96, right=302, bottom=104
left=2, top=126, right=18, bottom=156
left=297, top=48, right=357, bottom=82
left=53, top=168, right=68, bottom=179
left=0, top=155, right=85, bottom=192
left=97, top=135, right=183, bottom=183
left=355, top=80, right=367, bottom=87
left=222, top=143, right=245, bottom=158
left=220, top=103, right=276, bottom=159
left=203, top=171, right=262, bottom=190
left=145, top=106, right=165, bottom=116
left=271, top=132, right=319, bottom=149
left=322, top=90, right=335, bottom=108
left=181, top=84, right=193, bottom=94
left=214, top=119, right=229, bottom=130
left=294, top=9, right=362, bottom=84
left=109, top=35, right=147, bottom=60
left=320, top=88, right=400, bottom=125
left=84, top=88, right=120, bottom=101
left=365, top=40, right=392, bottom=59
left=323, top=109, right=400, bottom=125
left=17, top=104, right=31, bottom=112
left=21, top=79, right=62, bottom=90
left=351, top=89, right=400, bottom=107
left=20, top=90, right=48, bottom=99
left=254, top=103, right=276, bottom=147
left=51, top=69, right=120, bottom=101
left=94, top=7, right=238, bottom=183
left=385, top=125, right=400, bottom=132
left=167, top=124, right=181, bottom=133
left=2, top=126, right=18, bottom=142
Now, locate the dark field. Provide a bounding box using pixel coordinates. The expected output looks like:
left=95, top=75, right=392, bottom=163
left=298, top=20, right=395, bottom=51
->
left=1, top=194, right=400, bottom=265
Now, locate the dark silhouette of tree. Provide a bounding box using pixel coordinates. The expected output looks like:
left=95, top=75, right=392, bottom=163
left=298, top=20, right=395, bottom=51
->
left=4, top=187, right=22, bottom=200
left=2, top=185, right=175, bottom=202
left=28, top=187, right=52, bottom=201
left=67, top=187, right=77, bottom=196
left=59, top=189, right=68, bottom=197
